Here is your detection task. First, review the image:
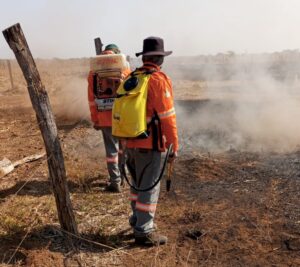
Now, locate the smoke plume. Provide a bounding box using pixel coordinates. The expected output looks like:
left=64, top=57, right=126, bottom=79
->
left=53, top=76, right=90, bottom=122
left=173, top=52, right=300, bottom=153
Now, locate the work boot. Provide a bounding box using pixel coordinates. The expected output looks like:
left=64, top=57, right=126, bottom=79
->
left=129, top=215, right=136, bottom=228
left=135, top=232, right=167, bottom=246
left=105, top=182, right=121, bottom=193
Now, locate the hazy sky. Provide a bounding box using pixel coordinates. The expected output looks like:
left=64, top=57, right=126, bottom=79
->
left=1, top=0, right=300, bottom=58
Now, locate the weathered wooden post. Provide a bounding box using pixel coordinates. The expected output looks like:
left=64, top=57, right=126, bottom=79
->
left=94, top=37, right=103, bottom=55
left=6, top=60, right=14, bottom=90
left=2, top=23, right=78, bottom=235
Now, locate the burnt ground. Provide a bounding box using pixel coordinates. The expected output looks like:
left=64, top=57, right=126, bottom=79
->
left=0, top=93, right=300, bottom=267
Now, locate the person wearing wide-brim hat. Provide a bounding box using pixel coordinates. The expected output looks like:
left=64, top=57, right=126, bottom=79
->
left=135, top=36, right=172, bottom=57
left=125, top=36, right=179, bottom=246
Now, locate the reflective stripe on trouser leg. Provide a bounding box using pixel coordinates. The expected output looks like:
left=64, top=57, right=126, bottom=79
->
left=126, top=148, right=162, bottom=236
left=101, top=127, right=121, bottom=184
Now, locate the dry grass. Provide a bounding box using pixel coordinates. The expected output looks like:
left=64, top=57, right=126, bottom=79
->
left=1, top=59, right=300, bottom=266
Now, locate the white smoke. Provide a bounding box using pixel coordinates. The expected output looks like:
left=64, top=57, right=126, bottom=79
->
left=173, top=53, right=300, bottom=153
left=53, top=76, right=90, bottom=122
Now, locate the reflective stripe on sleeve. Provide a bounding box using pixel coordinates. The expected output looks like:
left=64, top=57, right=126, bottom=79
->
left=106, top=156, right=118, bottom=163
left=136, top=201, right=157, bottom=213
left=157, top=107, right=175, bottom=120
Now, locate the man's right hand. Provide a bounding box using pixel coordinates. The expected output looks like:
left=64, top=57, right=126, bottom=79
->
left=93, top=125, right=101, bottom=131
left=168, top=151, right=178, bottom=163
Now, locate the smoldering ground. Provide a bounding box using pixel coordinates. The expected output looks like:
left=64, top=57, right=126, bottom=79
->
left=173, top=53, right=300, bottom=153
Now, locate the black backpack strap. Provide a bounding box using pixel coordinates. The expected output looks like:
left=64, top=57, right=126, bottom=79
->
left=149, top=110, right=163, bottom=151
left=133, top=67, right=157, bottom=76
left=144, top=69, right=157, bottom=75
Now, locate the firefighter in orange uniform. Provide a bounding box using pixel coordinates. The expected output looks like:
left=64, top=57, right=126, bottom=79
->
left=88, top=44, right=130, bottom=192
left=123, top=37, right=179, bottom=245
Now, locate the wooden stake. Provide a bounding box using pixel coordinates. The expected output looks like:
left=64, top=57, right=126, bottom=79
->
left=6, top=60, right=14, bottom=90
left=2, top=23, right=78, bottom=235
left=94, top=37, right=103, bottom=55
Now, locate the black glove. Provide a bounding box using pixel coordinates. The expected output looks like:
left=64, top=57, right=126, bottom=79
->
left=93, top=125, right=101, bottom=131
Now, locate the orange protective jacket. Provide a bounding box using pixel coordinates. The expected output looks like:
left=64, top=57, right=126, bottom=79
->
left=126, top=62, right=179, bottom=152
left=87, top=68, right=131, bottom=127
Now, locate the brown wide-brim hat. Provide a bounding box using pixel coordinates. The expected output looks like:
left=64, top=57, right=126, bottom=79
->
left=136, top=36, right=172, bottom=57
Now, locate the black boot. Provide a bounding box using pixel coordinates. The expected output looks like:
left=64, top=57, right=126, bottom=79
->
left=105, top=182, right=121, bottom=193
left=135, top=232, right=167, bottom=246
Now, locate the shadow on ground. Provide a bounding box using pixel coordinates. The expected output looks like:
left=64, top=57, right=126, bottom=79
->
left=0, top=224, right=137, bottom=265
left=0, top=176, right=108, bottom=199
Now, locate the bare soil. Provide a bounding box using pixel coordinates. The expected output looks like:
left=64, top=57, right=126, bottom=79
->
left=0, top=60, right=300, bottom=266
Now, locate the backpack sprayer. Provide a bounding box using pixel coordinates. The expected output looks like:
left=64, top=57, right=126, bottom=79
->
left=90, top=53, right=129, bottom=112
left=112, top=68, right=175, bottom=192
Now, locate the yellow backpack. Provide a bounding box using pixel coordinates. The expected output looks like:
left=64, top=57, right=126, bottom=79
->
left=112, top=70, right=154, bottom=138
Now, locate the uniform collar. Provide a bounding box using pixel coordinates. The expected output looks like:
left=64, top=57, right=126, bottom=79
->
left=141, top=62, right=161, bottom=71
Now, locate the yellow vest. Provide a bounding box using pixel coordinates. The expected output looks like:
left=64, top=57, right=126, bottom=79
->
left=112, top=71, right=152, bottom=138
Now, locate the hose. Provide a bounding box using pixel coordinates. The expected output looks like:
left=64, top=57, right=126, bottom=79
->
left=121, top=144, right=173, bottom=192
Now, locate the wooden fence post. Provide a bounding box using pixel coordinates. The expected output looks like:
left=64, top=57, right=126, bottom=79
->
left=6, top=60, right=14, bottom=90
left=2, top=23, right=78, bottom=235
left=94, top=37, right=103, bottom=55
